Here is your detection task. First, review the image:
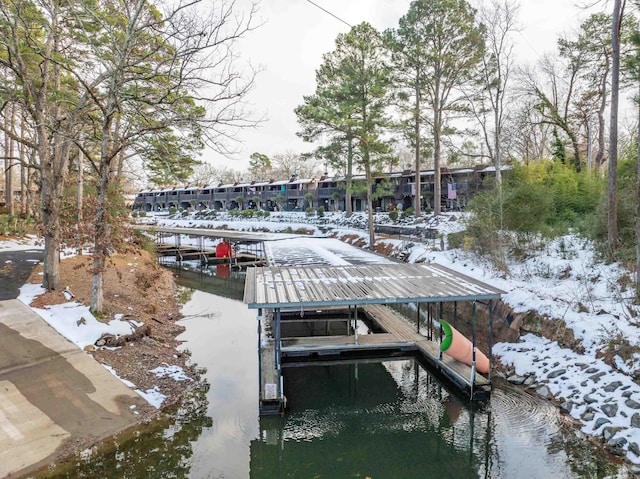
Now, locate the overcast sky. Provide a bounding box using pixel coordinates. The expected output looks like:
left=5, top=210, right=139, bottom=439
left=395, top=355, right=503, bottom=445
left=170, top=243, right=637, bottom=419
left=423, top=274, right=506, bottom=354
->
left=206, top=0, right=595, bottom=172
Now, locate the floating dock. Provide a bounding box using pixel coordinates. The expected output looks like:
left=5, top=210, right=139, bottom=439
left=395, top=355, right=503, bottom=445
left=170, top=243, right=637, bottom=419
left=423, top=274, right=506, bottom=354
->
left=244, top=263, right=505, bottom=414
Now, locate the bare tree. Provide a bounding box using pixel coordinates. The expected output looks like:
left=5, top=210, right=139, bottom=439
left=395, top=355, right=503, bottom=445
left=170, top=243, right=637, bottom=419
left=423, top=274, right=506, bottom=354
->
left=272, top=151, right=323, bottom=179
left=502, top=100, right=552, bottom=163
left=74, top=0, right=260, bottom=312
left=472, top=0, right=519, bottom=185
left=519, top=53, right=585, bottom=170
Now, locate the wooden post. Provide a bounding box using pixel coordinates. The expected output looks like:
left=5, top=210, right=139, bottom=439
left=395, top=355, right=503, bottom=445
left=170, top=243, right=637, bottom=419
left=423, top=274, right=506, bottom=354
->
left=489, top=301, right=494, bottom=385
left=354, top=305, right=358, bottom=345
left=257, top=308, right=262, bottom=401
left=470, top=301, right=477, bottom=399
left=454, top=301, right=458, bottom=328
left=275, top=308, right=282, bottom=400
left=417, top=303, right=421, bottom=333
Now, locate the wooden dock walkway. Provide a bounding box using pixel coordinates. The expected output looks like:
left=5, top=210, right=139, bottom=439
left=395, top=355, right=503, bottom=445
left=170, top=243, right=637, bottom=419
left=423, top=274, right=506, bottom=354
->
left=246, top=262, right=504, bottom=414
left=363, top=304, right=489, bottom=390
left=258, top=304, right=490, bottom=413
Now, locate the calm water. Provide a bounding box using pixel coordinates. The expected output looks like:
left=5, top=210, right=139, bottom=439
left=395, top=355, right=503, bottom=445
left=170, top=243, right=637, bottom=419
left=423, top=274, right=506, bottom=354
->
left=41, top=269, right=631, bottom=479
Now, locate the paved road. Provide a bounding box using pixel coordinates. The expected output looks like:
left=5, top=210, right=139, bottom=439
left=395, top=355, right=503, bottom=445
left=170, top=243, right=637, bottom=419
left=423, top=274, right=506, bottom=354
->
left=0, top=253, right=148, bottom=478
left=0, top=248, right=44, bottom=300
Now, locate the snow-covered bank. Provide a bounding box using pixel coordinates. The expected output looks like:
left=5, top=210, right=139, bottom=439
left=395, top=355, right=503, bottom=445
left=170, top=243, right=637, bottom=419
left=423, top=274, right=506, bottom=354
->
left=3, top=237, right=191, bottom=410
left=152, top=209, right=640, bottom=467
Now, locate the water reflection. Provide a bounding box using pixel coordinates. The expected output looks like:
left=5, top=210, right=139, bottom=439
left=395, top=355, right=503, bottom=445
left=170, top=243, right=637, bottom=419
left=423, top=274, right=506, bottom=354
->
left=251, top=360, right=481, bottom=479
left=38, top=385, right=211, bottom=478
left=32, top=280, right=631, bottom=479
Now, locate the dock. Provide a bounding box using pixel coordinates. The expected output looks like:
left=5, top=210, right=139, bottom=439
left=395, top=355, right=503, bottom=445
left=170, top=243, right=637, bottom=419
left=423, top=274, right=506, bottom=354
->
left=133, top=225, right=296, bottom=269
left=244, top=263, right=504, bottom=414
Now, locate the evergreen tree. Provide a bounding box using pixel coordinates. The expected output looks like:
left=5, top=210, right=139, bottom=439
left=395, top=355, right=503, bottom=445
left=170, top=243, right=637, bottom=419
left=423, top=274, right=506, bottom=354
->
left=389, top=0, right=484, bottom=215
left=296, top=22, right=393, bottom=247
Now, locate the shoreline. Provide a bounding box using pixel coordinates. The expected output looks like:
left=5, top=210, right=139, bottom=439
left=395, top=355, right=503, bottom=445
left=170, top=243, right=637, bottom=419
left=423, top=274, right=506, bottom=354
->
left=0, top=240, right=200, bottom=478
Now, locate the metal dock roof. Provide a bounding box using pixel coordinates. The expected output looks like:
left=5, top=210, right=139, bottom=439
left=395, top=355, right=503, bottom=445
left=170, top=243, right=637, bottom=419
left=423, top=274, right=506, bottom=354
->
left=135, top=225, right=303, bottom=243
left=244, top=263, right=505, bottom=309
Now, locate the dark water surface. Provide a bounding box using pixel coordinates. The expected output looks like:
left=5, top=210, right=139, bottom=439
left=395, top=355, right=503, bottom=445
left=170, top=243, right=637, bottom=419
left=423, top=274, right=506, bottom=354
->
left=39, top=271, right=631, bottom=479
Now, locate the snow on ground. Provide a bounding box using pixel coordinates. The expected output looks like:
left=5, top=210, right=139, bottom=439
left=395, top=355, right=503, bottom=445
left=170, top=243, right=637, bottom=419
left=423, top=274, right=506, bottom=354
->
left=149, top=363, right=193, bottom=382
left=18, top=283, right=140, bottom=350
left=3, top=237, right=178, bottom=409
left=8, top=209, right=640, bottom=463
left=150, top=209, right=640, bottom=465
left=0, top=235, right=42, bottom=251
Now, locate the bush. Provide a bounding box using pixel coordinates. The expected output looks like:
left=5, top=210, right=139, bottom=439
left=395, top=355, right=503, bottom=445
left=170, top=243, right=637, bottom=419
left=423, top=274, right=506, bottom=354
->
left=388, top=210, right=399, bottom=222
left=401, top=206, right=414, bottom=219
left=305, top=207, right=315, bottom=217
left=168, top=206, right=177, bottom=215
left=447, top=231, right=465, bottom=249
left=317, top=206, right=325, bottom=217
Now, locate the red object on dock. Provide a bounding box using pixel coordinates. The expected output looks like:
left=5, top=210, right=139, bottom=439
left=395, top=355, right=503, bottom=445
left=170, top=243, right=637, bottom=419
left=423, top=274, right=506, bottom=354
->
left=215, top=241, right=233, bottom=258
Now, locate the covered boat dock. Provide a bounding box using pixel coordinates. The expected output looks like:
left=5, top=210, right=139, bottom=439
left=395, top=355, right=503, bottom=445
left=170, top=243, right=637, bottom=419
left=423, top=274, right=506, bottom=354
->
left=243, top=262, right=506, bottom=415
left=134, top=225, right=302, bottom=268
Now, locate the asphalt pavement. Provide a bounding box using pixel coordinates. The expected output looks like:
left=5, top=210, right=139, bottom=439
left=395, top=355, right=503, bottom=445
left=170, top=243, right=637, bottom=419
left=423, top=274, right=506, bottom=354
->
left=0, top=248, right=44, bottom=300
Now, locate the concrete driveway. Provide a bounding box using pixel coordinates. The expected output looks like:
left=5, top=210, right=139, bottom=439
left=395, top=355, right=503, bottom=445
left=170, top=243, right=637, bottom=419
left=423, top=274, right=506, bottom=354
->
left=0, top=298, right=147, bottom=477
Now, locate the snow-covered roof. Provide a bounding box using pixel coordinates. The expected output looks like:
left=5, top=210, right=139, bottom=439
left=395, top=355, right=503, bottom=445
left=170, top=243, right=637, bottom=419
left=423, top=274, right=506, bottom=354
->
left=244, top=263, right=505, bottom=309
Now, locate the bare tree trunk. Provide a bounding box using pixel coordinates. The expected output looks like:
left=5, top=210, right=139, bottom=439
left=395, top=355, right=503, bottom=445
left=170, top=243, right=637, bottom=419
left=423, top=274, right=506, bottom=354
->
left=91, top=158, right=110, bottom=313
left=569, top=131, right=582, bottom=172
left=20, top=113, right=26, bottom=216
left=40, top=154, right=62, bottom=291
left=608, top=0, right=623, bottom=254
left=433, top=103, right=442, bottom=215
left=365, top=161, right=375, bottom=250
left=494, top=98, right=502, bottom=186
left=4, top=111, right=11, bottom=215
left=636, top=81, right=640, bottom=301
left=595, top=63, right=610, bottom=169
left=414, top=77, right=422, bottom=216
left=346, top=135, right=353, bottom=217
left=77, top=143, right=83, bottom=254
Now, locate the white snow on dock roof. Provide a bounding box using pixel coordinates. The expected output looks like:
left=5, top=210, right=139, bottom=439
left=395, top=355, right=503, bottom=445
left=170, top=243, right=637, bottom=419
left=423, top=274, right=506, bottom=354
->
left=244, top=263, right=505, bottom=309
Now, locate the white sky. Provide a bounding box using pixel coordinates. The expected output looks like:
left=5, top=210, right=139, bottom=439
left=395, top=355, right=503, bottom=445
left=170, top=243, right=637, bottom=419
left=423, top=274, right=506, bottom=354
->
left=205, top=0, right=597, bottom=171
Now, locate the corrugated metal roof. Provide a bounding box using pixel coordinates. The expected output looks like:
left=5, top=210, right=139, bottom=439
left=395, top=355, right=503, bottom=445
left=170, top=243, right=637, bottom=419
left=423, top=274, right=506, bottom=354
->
left=244, top=263, right=505, bottom=309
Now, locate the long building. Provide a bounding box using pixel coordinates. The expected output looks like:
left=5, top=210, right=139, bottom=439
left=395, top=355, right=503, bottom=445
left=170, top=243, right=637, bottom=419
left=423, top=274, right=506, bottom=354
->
left=132, top=165, right=505, bottom=213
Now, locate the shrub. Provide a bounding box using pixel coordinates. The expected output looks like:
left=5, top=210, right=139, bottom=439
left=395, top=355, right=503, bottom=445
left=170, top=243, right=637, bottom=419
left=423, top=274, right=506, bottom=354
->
left=317, top=206, right=325, bottom=217
left=447, top=231, right=465, bottom=249
left=401, top=206, right=414, bottom=219
left=305, top=207, right=315, bottom=217
left=388, top=210, right=398, bottom=222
